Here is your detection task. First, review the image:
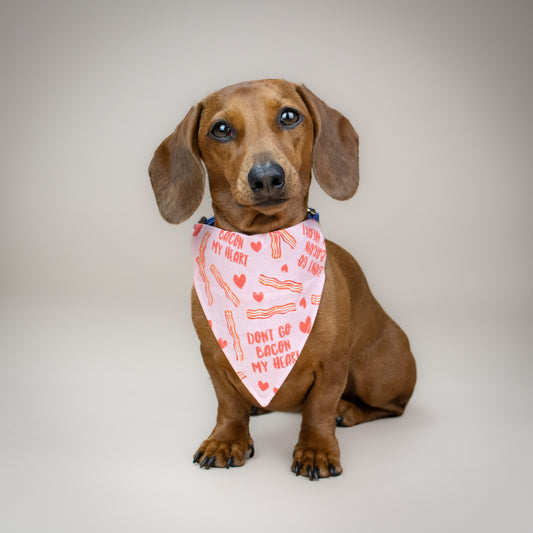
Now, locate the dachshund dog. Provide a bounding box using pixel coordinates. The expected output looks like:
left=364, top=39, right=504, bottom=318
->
left=149, top=79, right=416, bottom=480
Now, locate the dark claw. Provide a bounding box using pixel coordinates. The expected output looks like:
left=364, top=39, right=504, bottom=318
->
left=294, top=462, right=300, bottom=476
left=307, top=466, right=313, bottom=480
left=329, top=463, right=341, bottom=477
left=249, top=444, right=255, bottom=458
left=226, top=456, right=234, bottom=469
left=336, top=416, right=344, bottom=427
left=314, top=466, right=320, bottom=480
left=208, top=456, right=217, bottom=468
left=193, top=451, right=202, bottom=464
left=200, top=456, right=210, bottom=468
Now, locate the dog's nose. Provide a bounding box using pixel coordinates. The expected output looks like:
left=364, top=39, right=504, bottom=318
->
left=248, top=162, right=285, bottom=195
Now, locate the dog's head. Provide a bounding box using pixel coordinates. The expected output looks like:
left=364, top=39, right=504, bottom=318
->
left=149, top=79, right=359, bottom=234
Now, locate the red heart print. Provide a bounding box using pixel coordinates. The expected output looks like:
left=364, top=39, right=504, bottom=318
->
left=273, top=387, right=279, bottom=394
left=193, top=224, right=202, bottom=237
left=251, top=241, right=262, bottom=252
left=299, top=297, right=306, bottom=308
left=253, top=292, right=264, bottom=302
left=208, top=320, right=213, bottom=328
left=218, top=338, right=227, bottom=349
left=281, top=264, right=288, bottom=273
left=258, top=381, right=269, bottom=391
left=233, top=274, right=246, bottom=288
left=299, top=316, right=312, bottom=334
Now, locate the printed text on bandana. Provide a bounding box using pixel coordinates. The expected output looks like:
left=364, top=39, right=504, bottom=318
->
left=211, top=230, right=249, bottom=267
left=246, top=323, right=299, bottom=374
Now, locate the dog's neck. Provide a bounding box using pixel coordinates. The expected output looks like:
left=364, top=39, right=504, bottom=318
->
left=212, top=201, right=309, bottom=235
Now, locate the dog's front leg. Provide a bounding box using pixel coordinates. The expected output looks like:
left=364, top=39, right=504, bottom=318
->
left=291, top=364, right=345, bottom=480
left=193, top=342, right=254, bottom=469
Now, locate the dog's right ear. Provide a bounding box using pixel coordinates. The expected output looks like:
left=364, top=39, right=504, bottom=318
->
left=149, top=104, right=205, bottom=224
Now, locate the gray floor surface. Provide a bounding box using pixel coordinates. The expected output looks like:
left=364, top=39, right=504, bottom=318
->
left=1, top=302, right=531, bottom=532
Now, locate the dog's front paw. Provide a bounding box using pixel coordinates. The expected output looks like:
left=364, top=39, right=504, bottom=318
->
left=193, top=437, right=255, bottom=469
left=291, top=439, right=342, bottom=480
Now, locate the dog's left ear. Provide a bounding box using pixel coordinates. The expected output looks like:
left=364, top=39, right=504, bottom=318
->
left=296, top=84, right=359, bottom=200
left=149, top=104, right=205, bottom=224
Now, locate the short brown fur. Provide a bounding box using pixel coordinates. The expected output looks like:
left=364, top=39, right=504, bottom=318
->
left=149, top=79, right=416, bottom=479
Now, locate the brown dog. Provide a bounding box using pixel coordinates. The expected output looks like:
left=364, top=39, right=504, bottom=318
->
left=149, top=79, right=416, bottom=480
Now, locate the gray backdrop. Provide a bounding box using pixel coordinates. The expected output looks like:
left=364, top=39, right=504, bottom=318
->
left=1, top=1, right=532, bottom=532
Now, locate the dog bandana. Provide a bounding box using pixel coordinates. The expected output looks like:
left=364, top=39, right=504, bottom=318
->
left=191, top=212, right=326, bottom=407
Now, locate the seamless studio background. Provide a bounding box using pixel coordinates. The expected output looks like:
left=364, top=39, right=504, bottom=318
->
left=1, top=1, right=532, bottom=532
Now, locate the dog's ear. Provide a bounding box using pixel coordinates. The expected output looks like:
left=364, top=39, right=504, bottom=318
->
left=297, top=84, right=359, bottom=200
left=149, top=104, right=205, bottom=224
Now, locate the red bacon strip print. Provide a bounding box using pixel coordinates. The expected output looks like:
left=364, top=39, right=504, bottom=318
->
left=310, top=294, right=321, bottom=305
left=225, top=309, right=244, bottom=361
left=270, top=232, right=282, bottom=259
left=246, top=303, right=297, bottom=319
left=258, top=274, right=303, bottom=294
left=210, top=264, right=240, bottom=307
left=196, top=232, right=213, bottom=306
left=269, top=229, right=296, bottom=259
left=278, top=229, right=297, bottom=249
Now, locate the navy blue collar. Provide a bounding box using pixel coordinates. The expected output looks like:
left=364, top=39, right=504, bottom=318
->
left=199, top=207, right=319, bottom=227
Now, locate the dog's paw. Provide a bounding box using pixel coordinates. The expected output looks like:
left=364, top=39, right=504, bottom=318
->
left=193, top=437, right=255, bottom=469
left=291, top=442, right=342, bottom=480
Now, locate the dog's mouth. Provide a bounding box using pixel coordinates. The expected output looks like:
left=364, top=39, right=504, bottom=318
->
left=253, top=197, right=289, bottom=207
left=249, top=197, right=291, bottom=215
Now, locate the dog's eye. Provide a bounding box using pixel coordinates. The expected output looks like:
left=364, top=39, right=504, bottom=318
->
left=209, top=121, right=234, bottom=141
left=279, top=108, right=302, bottom=129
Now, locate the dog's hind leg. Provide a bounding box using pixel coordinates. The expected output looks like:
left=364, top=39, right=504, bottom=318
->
left=335, top=397, right=401, bottom=427
left=337, top=317, right=416, bottom=428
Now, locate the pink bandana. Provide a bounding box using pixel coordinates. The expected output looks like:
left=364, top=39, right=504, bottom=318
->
left=191, top=217, right=327, bottom=407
